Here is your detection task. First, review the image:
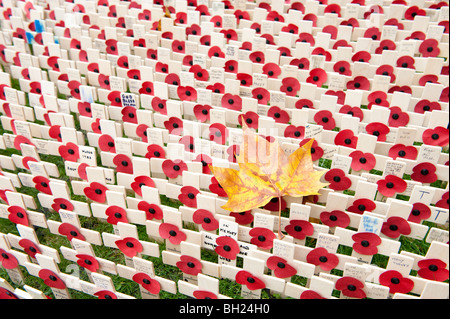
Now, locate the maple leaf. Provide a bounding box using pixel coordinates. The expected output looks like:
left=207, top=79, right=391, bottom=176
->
left=211, top=121, right=328, bottom=238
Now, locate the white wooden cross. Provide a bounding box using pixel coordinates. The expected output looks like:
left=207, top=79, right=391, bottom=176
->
left=116, top=255, right=177, bottom=299
left=333, top=213, right=401, bottom=264
left=77, top=272, right=136, bottom=299
left=0, top=232, right=29, bottom=286
left=102, top=221, right=160, bottom=268
left=178, top=273, right=231, bottom=299
left=221, top=255, right=286, bottom=299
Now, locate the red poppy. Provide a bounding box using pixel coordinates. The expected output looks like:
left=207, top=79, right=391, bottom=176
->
left=77, top=163, right=89, bottom=181
left=176, top=255, right=203, bottom=276
left=334, top=130, right=358, bottom=149
left=438, top=20, right=449, bottom=34
left=335, top=276, right=366, bottom=299
left=149, top=97, right=166, bottom=115
left=376, top=64, right=396, bottom=83
left=249, top=227, right=276, bottom=250
left=408, top=202, right=432, bottom=223
left=405, top=5, right=426, bottom=20
left=145, top=144, right=165, bottom=161
left=193, top=209, right=219, bottom=231
left=281, top=23, right=299, bottom=34
left=189, top=65, right=209, bottom=82
left=178, top=136, right=194, bottom=153
left=236, top=270, right=266, bottom=291
left=192, top=154, right=212, bottom=175
left=136, top=201, right=163, bottom=221
left=295, top=99, right=314, bottom=110
left=224, top=60, right=238, bottom=73
left=365, top=122, right=390, bottom=142
left=325, top=90, right=345, bottom=105
left=263, top=197, right=287, bottom=212
left=215, top=236, right=240, bottom=260
left=368, top=91, right=389, bottom=109
left=352, top=51, right=371, bottom=63
left=284, top=220, right=314, bottom=240
left=303, top=13, right=318, bottom=26
left=196, top=4, right=210, bottom=16
left=171, top=40, right=185, bottom=54
left=349, top=151, right=376, bottom=172
left=388, top=144, right=418, bottom=160
left=32, top=176, right=52, bottom=195
left=388, top=107, right=409, bottom=128
left=7, top=205, right=29, bottom=226
left=235, top=74, right=252, bottom=88
left=84, top=182, right=108, bottom=203
left=162, top=159, right=187, bottom=179
left=47, top=56, right=60, bottom=71
left=38, top=269, right=66, bottom=289
left=338, top=105, right=364, bottom=122
left=284, top=125, right=305, bottom=139
left=381, top=216, right=411, bottom=239
left=121, top=106, right=138, bottom=124
left=0, top=249, right=18, bottom=269
left=300, top=290, right=326, bottom=299
left=377, top=175, right=407, bottom=197
left=347, top=76, right=370, bottom=90
left=186, top=24, right=201, bottom=37
left=414, top=99, right=441, bottom=114
left=311, top=47, right=331, bottom=61
left=210, top=15, right=223, bottom=28
left=161, top=32, right=173, bottom=40
left=164, top=117, right=183, bottom=135
left=94, top=290, right=117, bottom=299
left=135, top=124, right=149, bottom=143
left=306, top=247, right=339, bottom=271
left=58, top=222, right=86, bottom=241
left=76, top=254, right=100, bottom=272
left=262, top=63, right=281, bottom=79
left=229, top=210, right=253, bottom=225
left=76, top=102, right=92, bottom=117
left=159, top=223, right=186, bottom=245
left=364, top=27, right=381, bottom=40
left=207, top=83, right=225, bottom=94
left=419, top=39, right=441, bottom=57
left=98, top=134, right=116, bottom=153
left=411, top=162, right=438, bottom=184
left=322, top=25, right=338, bottom=39
left=155, top=62, right=169, bottom=74
left=107, top=91, right=122, bottom=107
left=320, top=210, right=350, bottom=228
left=306, top=68, right=327, bottom=87
left=59, top=142, right=80, bottom=162
left=267, top=106, right=290, bottom=124
left=249, top=51, right=265, bottom=64
left=379, top=270, right=414, bottom=294
left=178, top=86, right=197, bottom=102
left=422, top=126, right=449, bottom=146
left=314, top=110, right=336, bottom=130
left=105, top=39, right=118, bottom=55
left=280, top=77, right=300, bottom=97
left=30, top=82, right=42, bottom=94
left=266, top=256, right=297, bottom=279
left=138, top=9, right=151, bottom=21
left=51, top=198, right=74, bottom=213
left=18, top=238, right=40, bottom=259
left=417, top=259, right=449, bottom=281
left=209, top=176, right=227, bottom=197
left=333, top=61, right=352, bottom=76
left=252, top=88, right=270, bottom=105
left=220, top=29, right=238, bottom=42
left=113, top=154, right=133, bottom=175
left=290, top=2, right=305, bottom=12
left=299, top=139, right=323, bottom=162
left=375, top=40, right=397, bottom=54
left=178, top=186, right=200, bottom=208
left=296, top=32, right=315, bottom=46
left=324, top=169, right=352, bottom=191
left=193, top=290, right=217, bottom=299
left=209, top=123, right=228, bottom=145
left=131, top=176, right=155, bottom=197
left=290, top=58, right=310, bottom=70
left=48, top=125, right=62, bottom=142
left=278, top=47, right=292, bottom=58
left=352, top=232, right=382, bottom=256
left=115, top=237, right=143, bottom=258
left=221, top=93, right=242, bottom=111
left=384, top=18, right=404, bottom=30
left=132, top=273, right=161, bottom=294
left=419, top=74, right=439, bottom=86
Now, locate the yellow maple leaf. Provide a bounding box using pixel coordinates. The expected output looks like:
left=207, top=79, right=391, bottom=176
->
left=211, top=121, right=328, bottom=238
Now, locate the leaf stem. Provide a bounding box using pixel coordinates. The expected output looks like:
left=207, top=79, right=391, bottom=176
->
left=278, top=195, right=284, bottom=240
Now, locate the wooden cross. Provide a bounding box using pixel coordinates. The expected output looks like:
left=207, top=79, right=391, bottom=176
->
left=178, top=273, right=231, bottom=299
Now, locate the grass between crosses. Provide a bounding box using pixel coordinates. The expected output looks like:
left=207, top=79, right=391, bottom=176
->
left=0, top=77, right=448, bottom=298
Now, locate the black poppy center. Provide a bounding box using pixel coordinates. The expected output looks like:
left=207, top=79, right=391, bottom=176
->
left=169, top=230, right=177, bottom=237
left=361, top=240, right=370, bottom=247
left=386, top=182, right=394, bottom=189
left=258, top=235, right=266, bottom=242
